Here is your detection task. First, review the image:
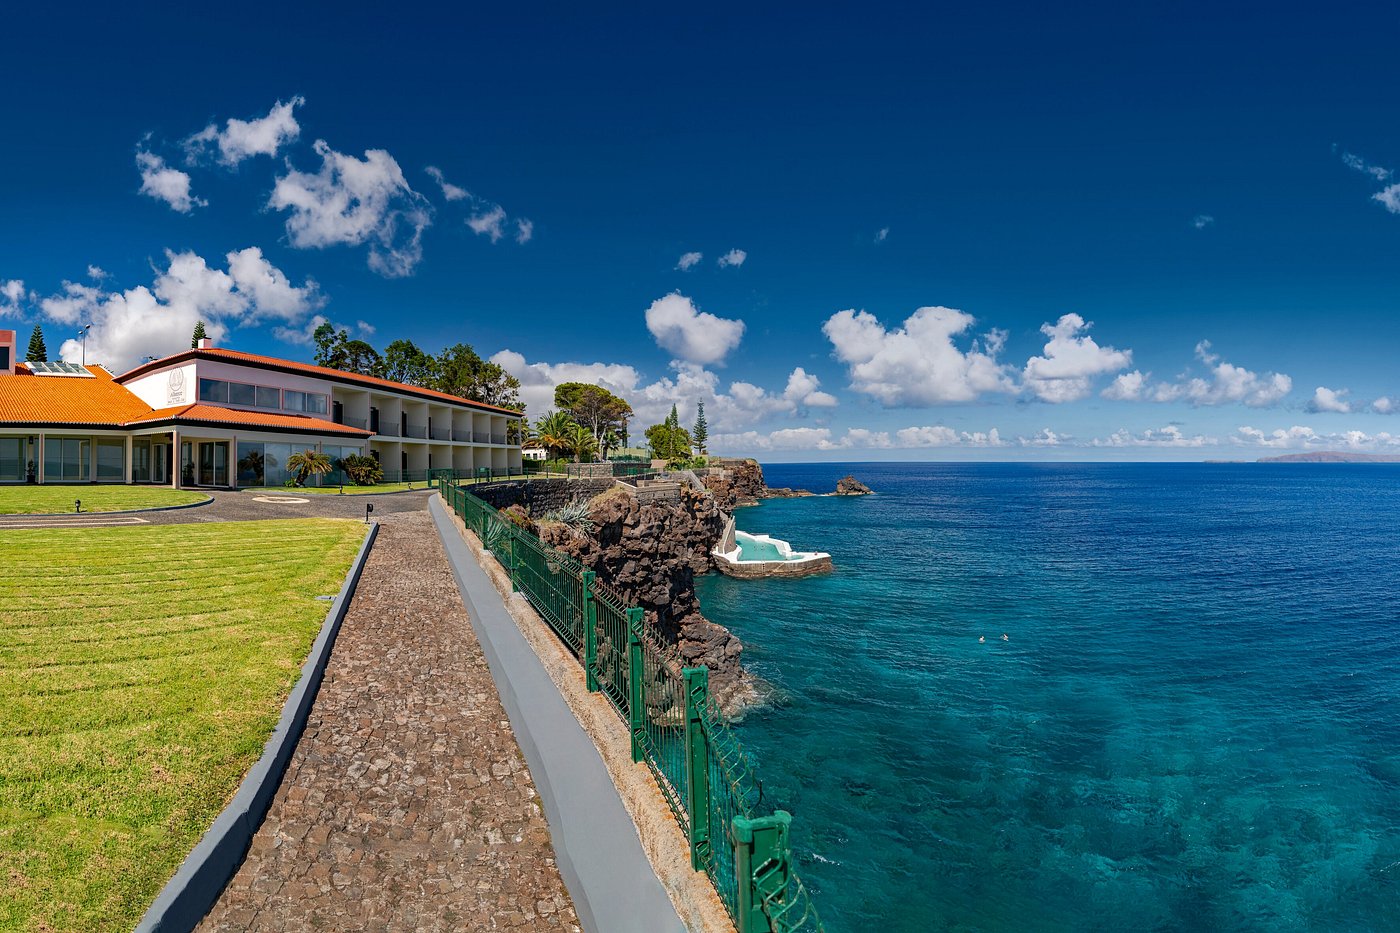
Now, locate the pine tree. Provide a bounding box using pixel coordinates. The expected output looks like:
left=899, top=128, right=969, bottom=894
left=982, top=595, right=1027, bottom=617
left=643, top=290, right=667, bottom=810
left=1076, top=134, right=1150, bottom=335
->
left=666, top=404, right=679, bottom=430
left=25, top=325, right=47, bottom=363
left=191, top=320, right=207, bottom=348
left=692, top=402, right=708, bottom=455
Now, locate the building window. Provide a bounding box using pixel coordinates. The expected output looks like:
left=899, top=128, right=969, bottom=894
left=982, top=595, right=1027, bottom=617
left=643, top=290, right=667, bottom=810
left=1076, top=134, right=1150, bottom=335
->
left=237, top=441, right=265, bottom=486
left=256, top=385, right=281, bottom=408
left=0, top=436, right=25, bottom=482
left=199, top=378, right=229, bottom=403
left=45, top=437, right=90, bottom=482
left=283, top=390, right=328, bottom=415
left=228, top=382, right=256, bottom=406
left=132, top=440, right=151, bottom=483
left=95, top=438, right=125, bottom=482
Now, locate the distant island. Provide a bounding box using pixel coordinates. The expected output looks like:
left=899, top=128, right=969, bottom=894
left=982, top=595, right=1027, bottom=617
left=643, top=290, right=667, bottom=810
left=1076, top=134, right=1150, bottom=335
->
left=1257, top=452, right=1400, bottom=463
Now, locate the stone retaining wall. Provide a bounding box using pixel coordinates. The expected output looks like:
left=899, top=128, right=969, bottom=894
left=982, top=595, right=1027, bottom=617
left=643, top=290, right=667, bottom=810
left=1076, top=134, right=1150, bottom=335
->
left=471, top=478, right=616, bottom=514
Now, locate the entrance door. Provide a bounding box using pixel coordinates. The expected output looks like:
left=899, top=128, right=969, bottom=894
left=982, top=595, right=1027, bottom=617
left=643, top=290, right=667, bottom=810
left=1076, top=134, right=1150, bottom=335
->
left=152, top=442, right=169, bottom=484
left=198, top=441, right=229, bottom=486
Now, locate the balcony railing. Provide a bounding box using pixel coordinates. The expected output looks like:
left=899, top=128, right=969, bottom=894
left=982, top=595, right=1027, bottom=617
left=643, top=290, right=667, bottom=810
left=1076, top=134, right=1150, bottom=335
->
left=377, top=424, right=400, bottom=437
left=490, top=433, right=506, bottom=445
left=429, top=426, right=452, bottom=440
left=452, top=428, right=472, bottom=442
left=404, top=423, right=427, bottom=439
left=344, top=416, right=368, bottom=430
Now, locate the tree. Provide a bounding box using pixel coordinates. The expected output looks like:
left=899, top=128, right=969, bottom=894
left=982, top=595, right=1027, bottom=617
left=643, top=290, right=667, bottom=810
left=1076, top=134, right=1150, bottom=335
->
left=434, top=343, right=524, bottom=411
left=25, top=325, right=47, bottom=363
left=191, top=320, right=208, bottom=348
left=564, top=421, right=599, bottom=462
left=341, top=339, right=382, bottom=376
left=286, top=449, right=333, bottom=486
left=692, top=402, right=708, bottom=455
left=341, top=454, right=384, bottom=486
left=312, top=321, right=347, bottom=369
left=535, top=411, right=577, bottom=460
left=554, top=382, right=632, bottom=451
left=381, top=339, right=436, bottom=386
left=645, top=421, right=692, bottom=462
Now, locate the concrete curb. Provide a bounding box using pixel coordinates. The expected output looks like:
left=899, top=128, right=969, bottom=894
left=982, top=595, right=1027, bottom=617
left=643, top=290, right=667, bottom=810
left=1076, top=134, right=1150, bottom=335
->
left=429, top=496, right=685, bottom=933
left=0, top=494, right=214, bottom=520
left=134, top=520, right=380, bottom=933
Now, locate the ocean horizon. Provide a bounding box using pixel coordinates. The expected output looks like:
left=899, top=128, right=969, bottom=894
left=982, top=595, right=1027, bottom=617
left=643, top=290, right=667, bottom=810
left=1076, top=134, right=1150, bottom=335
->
left=696, top=461, right=1400, bottom=932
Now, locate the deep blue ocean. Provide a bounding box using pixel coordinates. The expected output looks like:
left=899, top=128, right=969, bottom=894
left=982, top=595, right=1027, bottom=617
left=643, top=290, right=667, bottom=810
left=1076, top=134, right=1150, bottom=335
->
left=693, top=462, right=1400, bottom=932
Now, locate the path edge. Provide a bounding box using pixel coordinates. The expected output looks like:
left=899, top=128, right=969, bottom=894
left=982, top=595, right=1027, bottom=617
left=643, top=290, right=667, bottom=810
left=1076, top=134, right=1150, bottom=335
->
left=134, top=520, right=380, bottom=933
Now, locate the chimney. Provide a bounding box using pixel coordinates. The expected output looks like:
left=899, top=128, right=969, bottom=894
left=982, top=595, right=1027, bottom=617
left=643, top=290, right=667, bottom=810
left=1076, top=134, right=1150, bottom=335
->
left=197, top=337, right=214, bottom=350
left=0, top=329, right=15, bottom=375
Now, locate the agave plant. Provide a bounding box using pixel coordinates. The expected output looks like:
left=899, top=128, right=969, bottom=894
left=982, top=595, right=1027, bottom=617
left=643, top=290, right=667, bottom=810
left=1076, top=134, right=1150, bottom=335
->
left=545, top=497, right=595, bottom=534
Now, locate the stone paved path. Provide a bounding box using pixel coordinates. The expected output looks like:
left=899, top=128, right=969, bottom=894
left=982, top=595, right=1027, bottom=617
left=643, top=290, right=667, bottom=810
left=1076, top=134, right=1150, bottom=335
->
left=198, top=509, right=579, bottom=932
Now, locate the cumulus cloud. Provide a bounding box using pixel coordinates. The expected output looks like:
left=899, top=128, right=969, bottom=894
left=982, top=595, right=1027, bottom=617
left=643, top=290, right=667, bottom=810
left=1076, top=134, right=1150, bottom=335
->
left=782, top=367, right=838, bottom=408
left=136, top=149, right=205, bottom=213
left=1193, top=214, right=1215, bottom=229
left=40, top=248, right=322, bottom=371
left=1308, top=386, right=1352, bottom=413
left=823, top=305, right=1014, bottom=405
left=1373, top=396, right=1395, bottom=414
left=1104, top=341, right=1291, bottom=407
left=1022, top=313, right=1132, bottom=403
left=1228, top=425, right=1400, bottom=450
left=424, top=165, right=469, bottom=201
left=645, top=292, right=745, bottom=365
left=1092, top=425, right=1213, bottom=447
left=676, top=251, right=703, bottom=271
left=1, top=280, right=26, bottom=316
left=467, top=205, right=507, bottom=242
left=185, top=97, right=304, bottom=166
left=1020, top=428, right=1064, bottom=447
left=717, top=249, right=747, bottom=268
left=515, top=219, right=534, bottom=244
left=270, top=140, right=432, bottom=278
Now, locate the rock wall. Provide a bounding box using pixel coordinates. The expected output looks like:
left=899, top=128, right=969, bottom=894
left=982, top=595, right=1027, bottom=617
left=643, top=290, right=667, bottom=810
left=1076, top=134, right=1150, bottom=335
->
left=702, top=458, right=767, bottom=509
left=470, top=478, right=616, bottom=514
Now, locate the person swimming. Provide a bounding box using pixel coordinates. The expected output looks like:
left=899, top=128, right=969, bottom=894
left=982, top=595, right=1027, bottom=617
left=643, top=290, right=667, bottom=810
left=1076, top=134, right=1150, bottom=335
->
left=978, top=636, right=985, bottom=643
left=1002, top=634, right=1009, bottom=641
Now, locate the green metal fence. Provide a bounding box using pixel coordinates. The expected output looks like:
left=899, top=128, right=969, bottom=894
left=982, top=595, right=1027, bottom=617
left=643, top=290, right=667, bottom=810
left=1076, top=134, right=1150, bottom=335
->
left=439, top=477, right=824, bottom=933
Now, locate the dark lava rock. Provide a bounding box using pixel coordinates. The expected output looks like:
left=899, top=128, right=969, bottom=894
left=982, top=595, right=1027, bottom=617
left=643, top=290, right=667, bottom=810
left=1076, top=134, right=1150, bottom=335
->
left=834, top=475, right=872, bottom=496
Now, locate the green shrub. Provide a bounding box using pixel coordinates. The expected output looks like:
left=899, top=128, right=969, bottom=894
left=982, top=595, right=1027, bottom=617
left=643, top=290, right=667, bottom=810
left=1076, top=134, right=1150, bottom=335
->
left=342, top=454, right=384, bottom=486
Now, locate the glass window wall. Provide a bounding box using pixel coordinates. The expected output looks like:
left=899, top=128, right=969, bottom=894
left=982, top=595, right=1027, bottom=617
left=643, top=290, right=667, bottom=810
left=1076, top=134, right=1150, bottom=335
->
left=95, top=438, right=125, bottom=482
left=45, top=437, right=90, bottom=482
left=0, top=436, right=25, bottom=483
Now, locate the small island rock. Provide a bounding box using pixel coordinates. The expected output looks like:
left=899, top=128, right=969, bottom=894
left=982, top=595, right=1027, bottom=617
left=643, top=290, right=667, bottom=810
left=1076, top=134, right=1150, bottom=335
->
left=834, top=475, right=872, bottom=496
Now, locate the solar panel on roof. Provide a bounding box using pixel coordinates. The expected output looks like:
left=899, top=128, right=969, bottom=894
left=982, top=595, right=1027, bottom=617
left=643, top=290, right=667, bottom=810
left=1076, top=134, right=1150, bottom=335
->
left=28, top=361, right=94, bottom=377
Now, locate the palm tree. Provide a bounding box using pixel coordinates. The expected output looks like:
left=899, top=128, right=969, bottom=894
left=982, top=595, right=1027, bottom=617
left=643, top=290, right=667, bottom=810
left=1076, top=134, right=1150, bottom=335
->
left=565, top=422, right=599, bottom=462
left=535, top=411, right=575, bottom=460
left=286, top=449, right=333, bottom=486
left=601, top=427, right=623, bottom=460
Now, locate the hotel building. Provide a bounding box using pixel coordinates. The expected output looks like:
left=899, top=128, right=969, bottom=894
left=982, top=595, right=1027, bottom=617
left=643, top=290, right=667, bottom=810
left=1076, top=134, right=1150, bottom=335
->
left=0, top=329, right=522, bottom=487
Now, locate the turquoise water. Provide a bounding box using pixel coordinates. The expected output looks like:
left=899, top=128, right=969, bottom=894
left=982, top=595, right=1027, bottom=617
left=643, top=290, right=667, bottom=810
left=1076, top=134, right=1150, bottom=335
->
left=694, top=463, right=1400, bottom=932
left=736, top=532, right=796, bottom=562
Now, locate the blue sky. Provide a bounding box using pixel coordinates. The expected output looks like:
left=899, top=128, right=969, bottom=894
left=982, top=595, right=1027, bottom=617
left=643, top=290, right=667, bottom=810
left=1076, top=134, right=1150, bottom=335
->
left=4, top=3, right=1400, bottom=460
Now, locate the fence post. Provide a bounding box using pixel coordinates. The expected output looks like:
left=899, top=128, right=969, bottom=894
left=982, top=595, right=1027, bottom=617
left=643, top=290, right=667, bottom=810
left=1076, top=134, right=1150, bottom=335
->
left=626, top=607, right=646, bottom=763
left=683, top=666, right=712, bottom=873
left=508, top=527, right=519, bottom=591
left=733, top=810, right=793, bottom=933
left=582, top=571, right=599, bottom=692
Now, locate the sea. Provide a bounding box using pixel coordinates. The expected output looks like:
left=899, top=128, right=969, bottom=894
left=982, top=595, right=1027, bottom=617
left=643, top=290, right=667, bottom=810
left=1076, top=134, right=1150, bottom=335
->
left=693, top=462, right=1400, bottom=932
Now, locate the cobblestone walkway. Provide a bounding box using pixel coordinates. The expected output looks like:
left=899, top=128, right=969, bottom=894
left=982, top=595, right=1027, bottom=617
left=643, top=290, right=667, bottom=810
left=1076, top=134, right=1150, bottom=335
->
left=198, top=510, right=578, bottom=932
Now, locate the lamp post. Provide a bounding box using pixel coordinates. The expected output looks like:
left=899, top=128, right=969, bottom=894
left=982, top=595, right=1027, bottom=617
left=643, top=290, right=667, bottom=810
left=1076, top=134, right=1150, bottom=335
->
left=364, top=502, right=374, bottom=524
left=77, top=323, right=92, bottom=366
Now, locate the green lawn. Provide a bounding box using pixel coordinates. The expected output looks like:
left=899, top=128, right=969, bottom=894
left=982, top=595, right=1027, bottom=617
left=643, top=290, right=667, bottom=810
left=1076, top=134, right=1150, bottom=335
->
left=0, top=486, right=209, bottom=515
left=0, top=519, right=366, bottom=933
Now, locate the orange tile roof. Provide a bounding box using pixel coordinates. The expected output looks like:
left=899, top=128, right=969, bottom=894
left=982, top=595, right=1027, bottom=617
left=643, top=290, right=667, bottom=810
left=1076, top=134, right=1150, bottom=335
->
left=0, top=364, right=154, bottom=426
left=118, top=347, right=524, bottom=415
left=125, top=404, right=373, bottom=436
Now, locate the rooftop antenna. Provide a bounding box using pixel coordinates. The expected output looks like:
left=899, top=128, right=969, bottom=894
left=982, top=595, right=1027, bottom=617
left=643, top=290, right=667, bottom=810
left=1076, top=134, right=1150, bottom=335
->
left=77, top=323, right=92, bottom=366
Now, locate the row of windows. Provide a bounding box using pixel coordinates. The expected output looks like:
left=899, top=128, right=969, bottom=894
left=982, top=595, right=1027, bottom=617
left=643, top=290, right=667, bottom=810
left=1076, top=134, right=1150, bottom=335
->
left=198, top=378, right=328, bottom=415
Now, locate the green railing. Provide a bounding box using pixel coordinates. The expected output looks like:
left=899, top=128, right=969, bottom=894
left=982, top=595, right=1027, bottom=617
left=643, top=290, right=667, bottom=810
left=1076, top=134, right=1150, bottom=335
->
left=439, top=478, right=824, bottom=933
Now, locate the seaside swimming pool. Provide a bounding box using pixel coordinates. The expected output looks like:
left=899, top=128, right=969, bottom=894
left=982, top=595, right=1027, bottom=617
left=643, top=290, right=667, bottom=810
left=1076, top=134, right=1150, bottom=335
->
left=695, top=462, right=1400, bottom=932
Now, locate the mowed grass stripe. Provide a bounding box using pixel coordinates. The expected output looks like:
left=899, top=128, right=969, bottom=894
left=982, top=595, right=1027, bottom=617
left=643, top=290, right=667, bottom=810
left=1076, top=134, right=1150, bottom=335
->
left=0, top=518, right=365, bottom=933
left=0, top=486, right=210, bottom=515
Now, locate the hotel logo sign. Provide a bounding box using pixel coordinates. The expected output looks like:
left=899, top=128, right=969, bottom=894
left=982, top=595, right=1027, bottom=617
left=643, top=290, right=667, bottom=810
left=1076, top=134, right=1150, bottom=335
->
left=166, top=369, right=187, bottom=405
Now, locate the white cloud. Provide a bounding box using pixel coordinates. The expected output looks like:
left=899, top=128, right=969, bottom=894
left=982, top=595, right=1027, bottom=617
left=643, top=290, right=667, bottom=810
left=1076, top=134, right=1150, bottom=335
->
left=1022, top=313, right=1132, bottom=403
left=875, top=227, right=890, bottom=243
left=676, top=251, right=703, bottom=271
left=823, top=305, right=1015, bottom=405
left=424, top=165, right=469, bottom=201
left=717, top=248, right=747, bottom=268
left=467, top=205, right=507, bottom=242
left=269, top=139, right=432, bottom=278
left=895, top=426, right=1004, bottom=447
left=1228, top=425, right=1400, bottom=450
left=1, top=279, right=26, bottom=317
left=645, top=292, right=745, bottom=365
left=86, top=266, right=107, bottom=280
left=136, top=149, right=205, bottom=213
left=515, top=218, right=534, bottom=244
left=1308, top=386, right=1352, bottom=413
left=1341, top=152, right=1392, bottom=182
left=1373, top=396, right=1395, bottom=414
left=185, top=97, right=304, bottom=166
left=41, top=248, right=321, bottom=371
left=1106, top=342, right=1291, bottom=408
left=783, top=367, right=838, bottom=408
left=711, top=424, right=1003, bottom=453
left=1092, top=425, right=1212, bottom=447
left=1193, top=214, right=1215, bottom=229
left=1374, top=186, right=1400, bottom=214
left=1020, top=428, right=1064, bottom=447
